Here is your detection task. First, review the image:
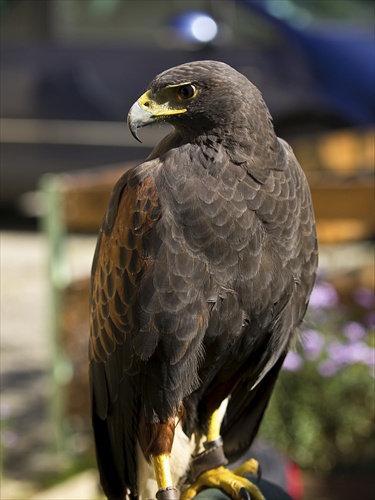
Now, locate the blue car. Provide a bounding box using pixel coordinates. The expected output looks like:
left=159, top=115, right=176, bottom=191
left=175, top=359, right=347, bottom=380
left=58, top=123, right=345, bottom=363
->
left=239, top=0, right=374, bottom=130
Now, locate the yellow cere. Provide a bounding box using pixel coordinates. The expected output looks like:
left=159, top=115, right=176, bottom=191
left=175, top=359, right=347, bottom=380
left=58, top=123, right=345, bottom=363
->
left=137, top=89, right=188, bottom=117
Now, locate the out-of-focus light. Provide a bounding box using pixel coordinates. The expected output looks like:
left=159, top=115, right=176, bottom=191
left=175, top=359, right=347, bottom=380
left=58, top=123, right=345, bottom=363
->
left=265, top=0, right=295, bottom=20
left=191, top=15, right=218, bottom=43
left=265, top=0, right=312, bottom=29
left=168, top=12, right=219, bottom=45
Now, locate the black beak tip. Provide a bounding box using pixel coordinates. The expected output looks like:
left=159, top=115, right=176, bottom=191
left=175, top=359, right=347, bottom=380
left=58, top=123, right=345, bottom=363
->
left=131, top=128, right=143, bottom=143
left=127, top=116, right=142, bottom=143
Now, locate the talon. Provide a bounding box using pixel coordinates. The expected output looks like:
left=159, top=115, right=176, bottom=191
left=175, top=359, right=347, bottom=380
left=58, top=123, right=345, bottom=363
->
left=232, top=458, right=260, bottom=478
left=239, top=486, right=251, bottom=500
left=156, top=486, right=180, bottom=500
left=182, top=409, right=265, bottom=500
left=181, top=465, right=265, bottom=500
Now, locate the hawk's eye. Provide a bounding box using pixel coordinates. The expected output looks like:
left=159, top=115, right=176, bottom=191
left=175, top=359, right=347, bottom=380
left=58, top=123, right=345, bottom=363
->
left=177, top=84, right=197, bottom=101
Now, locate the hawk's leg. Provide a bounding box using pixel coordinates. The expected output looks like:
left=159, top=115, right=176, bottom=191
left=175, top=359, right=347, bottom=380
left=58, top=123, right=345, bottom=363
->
left=181, top=410, right=265, bottom=500
left=138, top=416, right=179, bottom=500
left=152, top=454, right=179, bottom=500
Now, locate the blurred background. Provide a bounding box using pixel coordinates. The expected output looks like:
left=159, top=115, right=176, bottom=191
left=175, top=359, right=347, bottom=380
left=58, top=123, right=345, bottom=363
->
left=1, top=1, right=374, bottom=499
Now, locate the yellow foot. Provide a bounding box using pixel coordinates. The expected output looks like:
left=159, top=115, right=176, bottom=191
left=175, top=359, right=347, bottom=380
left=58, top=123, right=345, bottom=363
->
left=181, top=459, right=265, bottom=500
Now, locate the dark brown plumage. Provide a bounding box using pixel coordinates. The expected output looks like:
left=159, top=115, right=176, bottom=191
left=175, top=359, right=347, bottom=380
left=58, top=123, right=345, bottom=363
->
left=89, top=61, right=318, bottom=499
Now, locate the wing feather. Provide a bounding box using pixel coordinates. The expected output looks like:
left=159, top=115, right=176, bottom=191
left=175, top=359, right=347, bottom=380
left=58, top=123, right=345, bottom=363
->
left=89, top=163, right=161, bottom=497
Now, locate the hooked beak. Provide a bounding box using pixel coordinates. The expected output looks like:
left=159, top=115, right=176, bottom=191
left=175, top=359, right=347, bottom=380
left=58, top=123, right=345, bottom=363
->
left=127, top=89, right=187, bottom=143
left=127, top=100, right=155, bottom=143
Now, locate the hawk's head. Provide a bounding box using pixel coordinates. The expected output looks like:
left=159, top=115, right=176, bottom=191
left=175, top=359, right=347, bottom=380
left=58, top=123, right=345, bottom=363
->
left=128, top=60, right=272, bottom=142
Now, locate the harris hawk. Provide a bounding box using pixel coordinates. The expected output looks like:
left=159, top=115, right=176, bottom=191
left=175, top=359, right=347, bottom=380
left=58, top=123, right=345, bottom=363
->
left=89, top=61, right=318, bottom=500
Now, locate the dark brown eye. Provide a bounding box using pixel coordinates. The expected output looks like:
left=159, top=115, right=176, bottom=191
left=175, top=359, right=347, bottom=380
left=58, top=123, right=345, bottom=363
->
left=177, top=84, right=197, bottom=100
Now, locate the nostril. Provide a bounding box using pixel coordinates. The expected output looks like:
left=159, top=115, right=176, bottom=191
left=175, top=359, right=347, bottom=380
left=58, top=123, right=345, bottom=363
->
left=143, top=101, right=150, bottom=108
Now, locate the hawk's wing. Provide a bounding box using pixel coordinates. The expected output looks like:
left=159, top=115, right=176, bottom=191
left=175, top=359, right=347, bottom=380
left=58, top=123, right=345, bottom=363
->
left=221, top=140, right=318, bottom=462
left=89, top=162, right=161, bottom=496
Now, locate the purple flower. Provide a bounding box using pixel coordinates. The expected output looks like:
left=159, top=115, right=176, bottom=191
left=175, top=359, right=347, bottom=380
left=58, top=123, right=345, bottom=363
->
left=303, top=329, right=325, bottom=361
left=327, top=341, right=352, bottom=366
left=343, top=322, right=367, bottom=343
left=327, top=340, right=375, bottom=368
left=353, top=287, right=375, bottom=309
left=318, top=359, right=339, bottom=377
left=283, top=352, right=303, bottom=372
left=349, top=342, right=375, bottom=367
left=309, top=281, right=339, bottom=309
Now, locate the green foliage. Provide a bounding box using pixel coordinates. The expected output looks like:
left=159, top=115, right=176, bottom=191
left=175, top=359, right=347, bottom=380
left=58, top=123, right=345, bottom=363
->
left=259, top=278, right=375, bottom=472
left=260, top=362, right=374, bottom=471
